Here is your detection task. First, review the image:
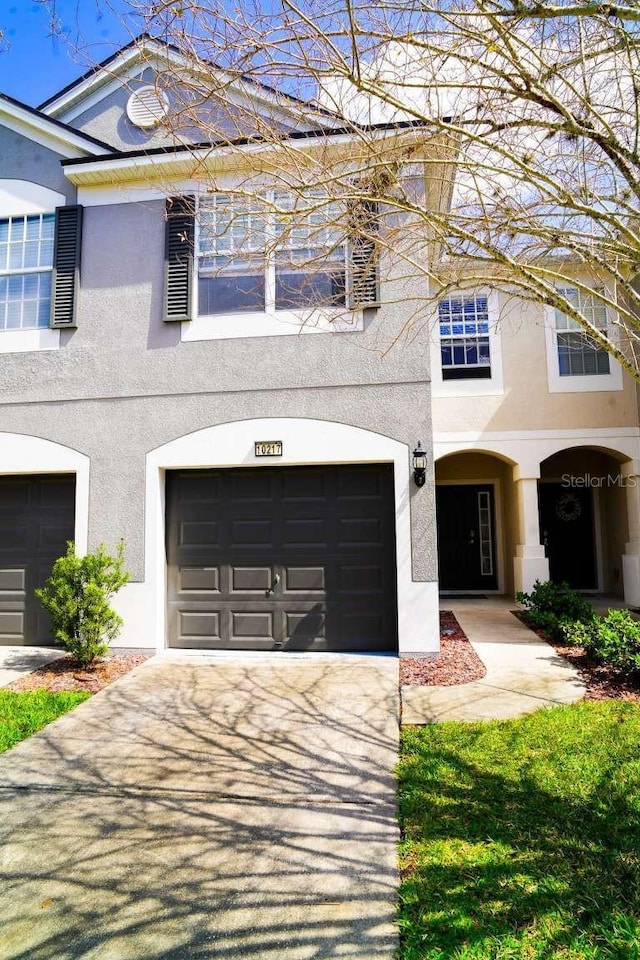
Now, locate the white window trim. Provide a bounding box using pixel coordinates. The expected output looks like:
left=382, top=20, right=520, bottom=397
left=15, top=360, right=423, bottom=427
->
left=544, top=291, right=623, bottom=393
left=0, top=327, right=59, bottom=353
left=0, top=183, right=65, bottom=355
left=431, top=289, right=504, bottom=397
left=182, top=190, right=364, bottom=343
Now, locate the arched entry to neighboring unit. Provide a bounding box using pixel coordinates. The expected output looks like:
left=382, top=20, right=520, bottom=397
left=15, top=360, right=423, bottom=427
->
left=435, top=450, right=516, bottom=594
left=539, top=446, right=630, bottom=594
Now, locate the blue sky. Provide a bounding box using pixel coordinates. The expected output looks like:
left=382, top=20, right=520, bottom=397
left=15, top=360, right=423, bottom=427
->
left=0, top=1, right=142, bottom=106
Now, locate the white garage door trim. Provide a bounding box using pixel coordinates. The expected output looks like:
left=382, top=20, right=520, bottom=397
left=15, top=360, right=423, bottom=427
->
left=145, top=417, right=439, bottom=656
left=0, top=432, right=89, bottom=554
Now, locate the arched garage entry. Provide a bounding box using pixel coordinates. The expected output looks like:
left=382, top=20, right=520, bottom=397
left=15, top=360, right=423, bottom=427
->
left=0, top=433, right=89, bottom=645
left=145, top=418, right=439, bottom=655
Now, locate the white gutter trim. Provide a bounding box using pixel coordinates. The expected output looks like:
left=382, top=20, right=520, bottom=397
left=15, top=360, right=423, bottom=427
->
left=62, top=124, right=424, bottom=184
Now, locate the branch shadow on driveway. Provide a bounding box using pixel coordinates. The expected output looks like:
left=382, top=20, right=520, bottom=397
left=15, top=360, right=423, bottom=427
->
left=0, top=655, right=399, bottom=960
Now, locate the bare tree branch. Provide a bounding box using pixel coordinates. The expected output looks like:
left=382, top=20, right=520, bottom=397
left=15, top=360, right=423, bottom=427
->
left=45, top=0, right=640, bottom=379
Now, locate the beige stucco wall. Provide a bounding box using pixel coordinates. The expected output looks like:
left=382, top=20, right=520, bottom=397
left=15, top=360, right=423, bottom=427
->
left=433, top=293, right=638, bottom=434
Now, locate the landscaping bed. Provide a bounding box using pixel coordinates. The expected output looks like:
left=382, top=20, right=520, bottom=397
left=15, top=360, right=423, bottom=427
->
left=6, top=652, right=151, bottom=695
left=400, top=611, right=486, bottom=686
left=515, top=580, right=640, bottom=703
left=515, top=610, right=640, bottom=702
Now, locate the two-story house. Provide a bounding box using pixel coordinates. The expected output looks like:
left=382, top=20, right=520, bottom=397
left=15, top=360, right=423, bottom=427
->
left=2, top=34, right=639, bottom=658
left=0, top=35, right=442, bottom=656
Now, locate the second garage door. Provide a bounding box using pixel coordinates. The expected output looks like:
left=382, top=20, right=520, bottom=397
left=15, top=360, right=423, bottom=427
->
left=166, top=464, right=397, bottom=652
left=0, top=474, right=76, bottom=645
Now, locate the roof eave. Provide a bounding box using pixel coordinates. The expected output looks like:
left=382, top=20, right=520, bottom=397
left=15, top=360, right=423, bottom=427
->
left=62, top=122, right=443, bottom=186
left=0, top=93, right=113, bottom=156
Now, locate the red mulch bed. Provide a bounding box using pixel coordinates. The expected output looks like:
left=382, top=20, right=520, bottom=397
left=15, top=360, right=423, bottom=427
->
left=400, top=611, right=487, bottom=686
left=6, top=653, right=151, bottom=694
left=514, top=611, right=640, bottom=702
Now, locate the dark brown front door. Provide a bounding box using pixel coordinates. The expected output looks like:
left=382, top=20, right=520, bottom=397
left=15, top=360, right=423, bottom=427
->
left=436, top=484, right=498, bottom=591
left=0, top=474, right=76, bottom=645
left=166, top=464, right=398, bottom=651
left=538, top=482, right=597, bottom=589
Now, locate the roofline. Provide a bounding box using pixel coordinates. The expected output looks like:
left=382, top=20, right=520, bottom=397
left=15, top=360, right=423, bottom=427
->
left=0, top=92, right=114, bottom=154
left=61, top=117, right=437, bottom=169
left=39, top=32, right=341, bottom=124
left=38, top=34, right=148, bottom=111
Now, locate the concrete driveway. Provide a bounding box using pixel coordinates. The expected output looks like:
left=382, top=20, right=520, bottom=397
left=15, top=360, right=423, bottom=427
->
left=0, top=654, right=399, bottom=960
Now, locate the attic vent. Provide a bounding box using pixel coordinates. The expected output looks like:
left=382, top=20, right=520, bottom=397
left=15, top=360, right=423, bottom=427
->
left=126, top=86, right=169, bottom=129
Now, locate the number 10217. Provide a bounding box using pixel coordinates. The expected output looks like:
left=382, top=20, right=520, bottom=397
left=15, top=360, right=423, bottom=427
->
left=254, top=441, right=283, bottom=457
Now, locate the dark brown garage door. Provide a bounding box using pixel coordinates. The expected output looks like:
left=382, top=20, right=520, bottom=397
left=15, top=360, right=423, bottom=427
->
left=166, top=464, right=397, bottom=651
left=0, top=474, right=75, bottom=645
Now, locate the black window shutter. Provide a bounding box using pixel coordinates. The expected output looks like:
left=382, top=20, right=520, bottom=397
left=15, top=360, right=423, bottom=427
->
left=50, top=205, right=83, bottom=329
left=350, top=200, right=380, bottom=309
left=164, top=195, right=195, bottom=321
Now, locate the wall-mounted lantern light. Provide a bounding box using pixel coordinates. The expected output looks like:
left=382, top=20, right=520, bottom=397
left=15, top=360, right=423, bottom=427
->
left=412, top=441, right=427, bottom=487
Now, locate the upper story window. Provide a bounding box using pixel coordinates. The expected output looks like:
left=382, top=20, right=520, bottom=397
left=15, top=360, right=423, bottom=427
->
left=196, top=191, right=346, bottom=316
left=439, top=294, right=491, bottom=380
left=431, top=289, right=504, bottom=397
left=544, top=285, right=622, bottom=393
left=554, top=288, right=610, bottom=376
left=0, top=214, right=55, bottom=331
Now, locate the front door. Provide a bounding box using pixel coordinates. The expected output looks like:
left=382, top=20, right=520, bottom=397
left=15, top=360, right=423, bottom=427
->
left=436, top=484, right=498, bottom=591
left=538, top=483, right=597, bottom=589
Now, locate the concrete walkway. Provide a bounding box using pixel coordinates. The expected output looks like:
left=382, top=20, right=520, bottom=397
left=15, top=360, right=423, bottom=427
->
left=0, top=645, right=65, bottom=688
left=0, top=654, right=399, bottom=960
left=402, top=597, right=586, bottom=724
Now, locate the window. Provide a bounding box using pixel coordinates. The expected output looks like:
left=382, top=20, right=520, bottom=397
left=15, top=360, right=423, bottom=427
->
left=197, top=191, right=346, bottom=316
left=544, top=284, right=622, bottom=393
left=439, top=294, right=491, bottom=380
left=273, top=192, right=346, bottom=310
left=554, top=288, right=610, bottom=376
left=0, top=214, right=55, bottom=331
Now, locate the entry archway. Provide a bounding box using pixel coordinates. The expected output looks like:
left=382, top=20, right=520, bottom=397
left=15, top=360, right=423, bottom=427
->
left=435, top=449, right=516, bottom=594
left=539, top=446, right=631, bottom=594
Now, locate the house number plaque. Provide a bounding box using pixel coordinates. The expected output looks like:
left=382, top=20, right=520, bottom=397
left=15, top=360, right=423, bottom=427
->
left=255, top=441, right=283, bottom=457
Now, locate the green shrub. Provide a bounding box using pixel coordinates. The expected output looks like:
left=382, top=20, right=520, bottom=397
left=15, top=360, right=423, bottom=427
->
left=516, top=579, right=594, bottom=641
left=36, top=541, right=130, bottom=665
left=563, top=609, right=640, bottom=672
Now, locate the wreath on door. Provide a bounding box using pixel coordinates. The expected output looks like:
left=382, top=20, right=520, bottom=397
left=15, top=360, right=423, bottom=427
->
left=555, top=492, right=582, bottom=522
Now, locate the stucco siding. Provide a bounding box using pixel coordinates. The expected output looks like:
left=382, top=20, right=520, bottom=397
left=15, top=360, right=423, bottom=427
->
left=0, top=199, right=432, bottom=401
left=69, top=67, right=298, bottom=152
left=0, top=384, right=436, bottom=585
left=0, top=126, right=77, bottom=204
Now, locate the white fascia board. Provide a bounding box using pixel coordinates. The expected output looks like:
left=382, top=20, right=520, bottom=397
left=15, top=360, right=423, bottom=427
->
left=42, top=45, right=150, bottom=117
left=45, top=39, right=338, bottom=131
left=56, top=62, right=150, bottom=124
left=63, top=125, right=423, bottom=186
left=0, top=101, right=109, bottom=157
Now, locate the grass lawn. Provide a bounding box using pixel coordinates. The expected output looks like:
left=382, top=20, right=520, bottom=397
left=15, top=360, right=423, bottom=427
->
left=0, top=689, right=90, bottom=754
left=399, top=701, right=640, bottom=960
